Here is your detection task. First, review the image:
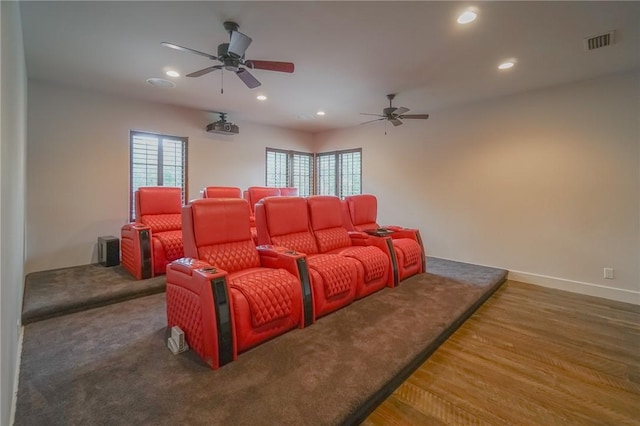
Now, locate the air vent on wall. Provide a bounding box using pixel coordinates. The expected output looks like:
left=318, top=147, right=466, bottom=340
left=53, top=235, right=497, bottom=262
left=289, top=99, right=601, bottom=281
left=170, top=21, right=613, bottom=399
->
left=584, top=31, right=615, bottom=51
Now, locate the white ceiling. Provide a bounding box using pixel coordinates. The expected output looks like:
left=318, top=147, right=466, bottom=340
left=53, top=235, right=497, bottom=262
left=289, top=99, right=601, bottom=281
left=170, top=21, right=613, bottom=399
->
left=20, top=1, right=640, bottom=133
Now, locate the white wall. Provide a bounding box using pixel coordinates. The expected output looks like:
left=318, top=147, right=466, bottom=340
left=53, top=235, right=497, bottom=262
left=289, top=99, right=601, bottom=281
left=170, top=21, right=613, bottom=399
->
left=26, top=81, right=313, bottom=273
left=25, top=72, right=640, bottom=304
left=315, top=71, right=640, bottom=304
left=1, top=1, right=28, bottom=424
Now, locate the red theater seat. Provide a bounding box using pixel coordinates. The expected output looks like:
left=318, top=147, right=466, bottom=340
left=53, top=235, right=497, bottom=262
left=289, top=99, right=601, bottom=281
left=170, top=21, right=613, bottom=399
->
left=279, top=187, right=298, bottom=196
left=343, top=194, right=426, bottom=284
left=121, top=187, right=184, bottom=279
left=202, top=186, right=257, bottom=242
left=256, top=196, right=362, bottom=319
left=245, top=186, right=281, bottom=221
left=202, top=186, right=242, bottom=199
left=307, top=196, right=392, bottom=299
left=166, top=198, right=308, bottom=369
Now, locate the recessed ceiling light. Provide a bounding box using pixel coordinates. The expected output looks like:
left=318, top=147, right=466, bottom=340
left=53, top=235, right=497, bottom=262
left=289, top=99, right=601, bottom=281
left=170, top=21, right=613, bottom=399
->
left=316, top=111, right=326, bottom=116
left=457, top=10, right=477, bottom=24
left=498, top=61, right=515, bottom=70
left=165, top=70, right=180, bottom=78
left=256, top=95, right=267, bottom=101
left=146, top=78, right=176, bottom=88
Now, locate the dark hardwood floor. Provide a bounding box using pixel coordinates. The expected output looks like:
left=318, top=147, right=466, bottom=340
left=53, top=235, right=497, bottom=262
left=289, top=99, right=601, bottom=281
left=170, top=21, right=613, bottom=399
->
left=363, top=280, right=640, bottom=425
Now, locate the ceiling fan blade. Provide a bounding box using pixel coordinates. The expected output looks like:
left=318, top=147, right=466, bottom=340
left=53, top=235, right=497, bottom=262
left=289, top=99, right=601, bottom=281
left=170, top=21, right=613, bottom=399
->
left=390, top=118, right=403, bottom=127
left=398, top=114, right=430, bottom=119
left=236, top=68, right=261, bottom=88
left=228, top=30, right=252, bottom=58
left=360, top=118, right=386, bottom=125
left=186, top=65, right=223, bottom=77
left=360, top=113, right=385, bottom=117
left=245, top=60, right=295, bottom=73
left=161, top=42, right=217, bottom=60
left=394, top=107, right=410, bottom=115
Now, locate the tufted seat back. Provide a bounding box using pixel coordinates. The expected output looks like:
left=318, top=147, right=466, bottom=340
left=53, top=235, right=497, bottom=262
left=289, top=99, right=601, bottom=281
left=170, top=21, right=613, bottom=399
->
left=183, top=199, right=260, bottom=274
left=307, top=196, right=353, bottom=253
left=255, top=196, right=319, bottom=254
left=246, top=186, right=281, bottom=213
left=137, top=186, right=182, bottom=232
left=202, top=186, right=242, bottom=199
left=134, top=187, right=184, bottom=276
left=343, top=194, right=379, bottom=231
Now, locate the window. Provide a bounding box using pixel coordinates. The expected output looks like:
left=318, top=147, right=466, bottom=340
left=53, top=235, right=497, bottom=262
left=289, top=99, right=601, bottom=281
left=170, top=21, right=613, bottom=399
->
left=291, top=152, right=314, bottom=197
left=265, top=148, right=314, bottom=197
left=316, top=153, right=336, bottom=195
left=130, top=131, right=187, bottom=220
left=316, top=149, right=361, bottom=198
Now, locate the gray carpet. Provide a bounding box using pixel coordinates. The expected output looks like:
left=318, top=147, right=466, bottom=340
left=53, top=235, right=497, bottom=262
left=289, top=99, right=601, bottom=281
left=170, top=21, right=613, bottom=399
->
left=22, top=264, right=165, bottom=324
left=15, top=258, right=506, bottom=425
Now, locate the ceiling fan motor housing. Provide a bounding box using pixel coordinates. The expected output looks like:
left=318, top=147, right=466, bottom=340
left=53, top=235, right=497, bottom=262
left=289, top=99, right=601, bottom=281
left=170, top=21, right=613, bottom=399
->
left=217, top=43, right=229, bottom=57
left=217, top=43, right=241, bottom=70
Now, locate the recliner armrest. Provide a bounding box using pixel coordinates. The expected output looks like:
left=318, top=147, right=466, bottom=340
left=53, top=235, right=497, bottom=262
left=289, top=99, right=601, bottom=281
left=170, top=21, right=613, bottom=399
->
left=257, top=244, right=305, bottom=259
left=166, top=258, right=236, bottom=369
left=122, top=222, right=150, bottom=232
left=121, top=222, right=153, bottom=280
left=256, top=245, right=314, bottom=328
left=347, top=231, right=369, bottom=241
left=386, top=227, right=418, bottom=240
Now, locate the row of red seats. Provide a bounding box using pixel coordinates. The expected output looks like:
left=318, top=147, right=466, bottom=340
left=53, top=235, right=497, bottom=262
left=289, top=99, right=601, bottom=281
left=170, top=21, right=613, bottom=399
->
left=121, top=186, right=295, bottom=279
left=121, top=187, right=425, bottom=369
left=204, top=186, right=298, bottom=243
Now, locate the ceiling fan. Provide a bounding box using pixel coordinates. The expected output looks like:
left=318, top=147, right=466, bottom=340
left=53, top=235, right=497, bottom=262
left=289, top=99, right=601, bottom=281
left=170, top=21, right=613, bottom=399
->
left=161, top=21, right=294, bottom=90
left=360, top=94, right=429, bottom=127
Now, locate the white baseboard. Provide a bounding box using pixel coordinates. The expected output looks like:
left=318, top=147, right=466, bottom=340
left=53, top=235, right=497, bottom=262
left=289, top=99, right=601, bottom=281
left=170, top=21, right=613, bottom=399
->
left=10, top=325, right=24, bottom=426
left=429, top=256, right=640, bottom=306
left=508, top=270, right=640, bottom=305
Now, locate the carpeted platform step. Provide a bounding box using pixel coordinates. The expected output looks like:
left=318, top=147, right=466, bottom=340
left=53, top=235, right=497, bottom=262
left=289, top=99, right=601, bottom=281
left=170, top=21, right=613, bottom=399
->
left=15, top=258, right=507, bottom=425
left=20, top=257, right=490, bottom=325
left=22, top=264, right=166, bottom=324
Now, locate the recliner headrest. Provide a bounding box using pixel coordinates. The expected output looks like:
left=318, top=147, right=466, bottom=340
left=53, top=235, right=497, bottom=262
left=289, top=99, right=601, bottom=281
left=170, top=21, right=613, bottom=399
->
left=260, top=197, right=309, bottom=236
left=137, top=187, right=182, bottom=216
left=187, top=198, right=252, bottom=247
left=203, top=186, right=242, bottom=199
left=345, top=194, right=378, bottom=226
left=307, top=196, right=343, bottom=230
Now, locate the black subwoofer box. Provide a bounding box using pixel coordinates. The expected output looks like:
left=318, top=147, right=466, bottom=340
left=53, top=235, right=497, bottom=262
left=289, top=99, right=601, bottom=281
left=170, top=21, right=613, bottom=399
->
left=98, top=236, right=120, bottom=267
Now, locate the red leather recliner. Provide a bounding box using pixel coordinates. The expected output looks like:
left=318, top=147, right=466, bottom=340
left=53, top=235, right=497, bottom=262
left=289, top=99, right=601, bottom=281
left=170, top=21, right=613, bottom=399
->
left=166, top=198, right=308, bottom=369
left=343, top=194, right=426, bottom=284
left=121, top=187, right=184, bottom=279
left=244, top=186, right=281, bottom=223
left=307, top=196, right=392, bottom=298
left=255, top=196, right=360, bottom=320
left=202, top=185, right=259, bottom=243
left=202, top=186, right=242, bottom=199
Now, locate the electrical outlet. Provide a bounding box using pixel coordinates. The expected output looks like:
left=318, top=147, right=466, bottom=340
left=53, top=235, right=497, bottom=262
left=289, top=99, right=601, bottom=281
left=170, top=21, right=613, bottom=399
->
left=604, top=268, right=614, bottom=279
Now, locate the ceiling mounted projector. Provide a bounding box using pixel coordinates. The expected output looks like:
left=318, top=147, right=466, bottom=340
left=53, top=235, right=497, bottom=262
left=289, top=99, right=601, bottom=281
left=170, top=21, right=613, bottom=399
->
left=206, top=112, right=239, bottom=135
